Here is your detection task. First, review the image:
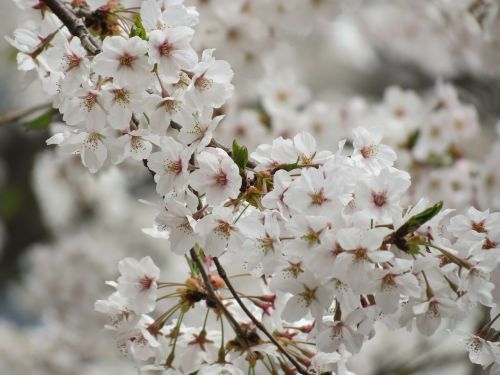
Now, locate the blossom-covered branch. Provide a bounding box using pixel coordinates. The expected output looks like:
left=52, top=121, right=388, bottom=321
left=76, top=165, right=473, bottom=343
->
left=6, top=0, right=500, bottom=374
left=41, top=0, right=101, bottom=54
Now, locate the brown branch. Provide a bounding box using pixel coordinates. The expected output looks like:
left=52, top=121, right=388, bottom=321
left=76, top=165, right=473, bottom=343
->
left=0, top=102, right=52, bottom=125
left=41, top=0, right=101, bottom=55
left=213, top=257, right=308, bottom=374
left=189, top=248, right=251, bottom=350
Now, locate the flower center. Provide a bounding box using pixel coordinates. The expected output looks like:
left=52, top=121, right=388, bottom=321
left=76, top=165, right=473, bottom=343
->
left=360, top=145, right=378, bottom=158
left=83, top=92, right=98, bottom=111
left=299, top=152, right=315, bottom=166
left=112, top=88, right=130, bottom=105
left=482, top=237, right=497, bottom=250
left=276, top=90, right=289, bottom=102
left=301, top=229, right=321, bottom=245
left=258, top=236, right=275, bottom=253
left=429, top=126, right=440, bottom=138
left=131, top=136, right=146, bottom=152
left=166, top=159, right=183, bottom=174
left=310, top=188, right=327, bottom=205
left=162, top=99, right=180, bottom=114
left=215, top=221, right=232, bottom=240
left=195, top=75, right=213, bottom=91
left=139, top=276, right=155, bottom=291
left=471, top=220, right=486, bottom=233
left=299, top=285, right=317, bottom=306
left=284, top=261, right=303, bottom=279
left=85, top=132, right=104, bottom=150
left=353, top=247, right=367, bottom=262
left=382, top=273, right=397, bottom=291
left=119, top=53, right=136, bottom=67
left=64, top=53, right=81, bottom=71
left=394, top=107, right=406, bottom=118
left=214, top=170, right=228, bottom=186
left=372, top=191, right=388, bottom=207
left=158, top=41, right=174, bottom=56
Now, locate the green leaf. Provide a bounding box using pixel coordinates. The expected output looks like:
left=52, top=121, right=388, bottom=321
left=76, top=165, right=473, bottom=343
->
left=130, top=15, right=148, bottom=40
left=24, top=109, right=53, bottom=130
left=395, top=201, right=444, bottom=238
left=407, top=242, right=421, bottom=255
left=280, top=162, right=299, bottom=171
left=231, top=139, right=249, bottom=172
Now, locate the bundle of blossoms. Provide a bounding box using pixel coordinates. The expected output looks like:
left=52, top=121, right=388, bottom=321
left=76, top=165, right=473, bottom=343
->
left=6, top=0, right=500, bottom=374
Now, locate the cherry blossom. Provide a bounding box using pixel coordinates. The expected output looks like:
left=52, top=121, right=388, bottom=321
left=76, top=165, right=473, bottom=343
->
left=189, top=148, right=242, bottom=205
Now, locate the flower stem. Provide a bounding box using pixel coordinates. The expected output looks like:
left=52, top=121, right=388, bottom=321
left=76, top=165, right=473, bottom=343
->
left=213, top=257, right=308, bottom=375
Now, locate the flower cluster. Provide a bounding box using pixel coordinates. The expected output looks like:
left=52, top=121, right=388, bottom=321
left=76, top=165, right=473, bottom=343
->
left=218, top=71, right=500, bottom=211
left=6, top=0, right=500, bottom=374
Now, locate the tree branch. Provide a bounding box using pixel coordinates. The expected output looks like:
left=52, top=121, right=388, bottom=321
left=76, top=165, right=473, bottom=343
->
left=213, top=257, right=308, bottom=374
left=0, top=102, right=52, bottom=125
left=189, top=248, right=251, bottom=350
left=41, top=0, right=101, bottom=55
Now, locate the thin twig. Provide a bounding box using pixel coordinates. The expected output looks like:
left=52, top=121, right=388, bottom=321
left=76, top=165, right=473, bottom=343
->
left=213, top=257, right=308, bottom=374
left=41, top=0, right=101, bottom=55
left=0, top=102, right=52, bottom=125
left=189, top=248, right=250, bottom=350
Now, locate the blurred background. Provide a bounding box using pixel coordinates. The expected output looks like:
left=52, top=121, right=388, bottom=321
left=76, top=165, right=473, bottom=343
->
left=0, top=0, right=499, bottom=374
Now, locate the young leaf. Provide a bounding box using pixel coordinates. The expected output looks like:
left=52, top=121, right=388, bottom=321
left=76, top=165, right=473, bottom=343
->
left=232, top=139, right=248, bottom=172
left=395, top=201, right=444, bottom=239
left=24, top=109, right=53, bottom=130
left=130, top=15, right=148, bottom=40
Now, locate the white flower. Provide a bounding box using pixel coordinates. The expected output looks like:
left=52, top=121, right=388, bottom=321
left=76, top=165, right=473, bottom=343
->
left=178, top=105, right=223, bottom=152
left=117, top=256, right=160, bottom=314
left=44, top=36, right=90, bottom=94
left=93, top=36, right=152, bottom=88
left=457, top=332, right=497, bottom=368
left=147, top=136, right=192, bottom=195
left=188, top=49, right=234, bottom=108
left=283, top=215, right=330, bottom=258
left=95, top=291, right=140, bottom=332
left=283, top=167, right=351, bottom=217
left=413, top=294, right=457, bottom=335
left=335, top=227, right=393, bottom=292
left=317, top=308, right=366, bottom=354
left=147, top=92, right=185, bottom=135
left=55, top=125, right=116, bottom=173
left=293, top=132, right=332, bottom=166
left=196, top=207, right=242, bottom=257
left=250, top=137, right=298, bottom=172
left=177, top=329, right=221, bottom=373
left=261, top=170, right=292, bottom=215
left=237, top=211, right=283, bottom=275
left=113, top=129, right=158, bottom=163
left=101, top=84, right=149, bottom=130
left=355, top=168, right=411, bottom=220
left=278, top=271, right=333, bottom=322
left=372, top=259, right=421, bottom=314
left=189, top=148, right=242, bottom=205
left=148, top=27, right=198, bottom=83
left=155, top=198, right=198, bottom=255
left=140, top=0, right=199, bottom=31
left=59, top=84, right=107, bottom=128
left=259, top=69, right=310, bottom=115
left=459, top=266, right=495, bottom=307
left=448, top=207, right=500, bottom=241
left=351, top=127, right=396, bottom=173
